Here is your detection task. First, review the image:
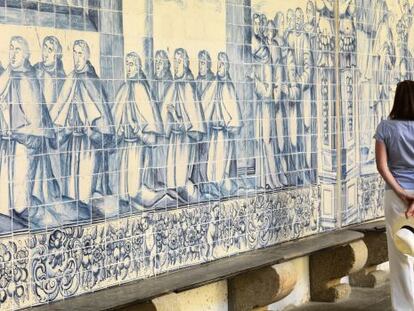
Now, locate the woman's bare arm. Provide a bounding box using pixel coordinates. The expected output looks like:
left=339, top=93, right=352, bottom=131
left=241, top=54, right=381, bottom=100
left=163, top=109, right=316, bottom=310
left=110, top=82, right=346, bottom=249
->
left=376, top=140, right=414, bottom=205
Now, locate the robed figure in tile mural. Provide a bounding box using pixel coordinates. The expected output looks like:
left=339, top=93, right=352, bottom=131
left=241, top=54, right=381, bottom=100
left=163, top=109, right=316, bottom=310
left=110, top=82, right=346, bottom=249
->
left=50, top=40, right=113, bottom=204
left=154, top=50, right=173, bottom=112
left=273, top=12, right=293, bottom=184
left=202, top=52, right=242, bottom=196
left=250, top=13, right=284, bottom=190
left=0, top=36, right=56, bottom=221
left=285, top=8, right=313, bottom=184
left=153, top=50, right=173, bottom=189
left=265, top=20, right=289, bottom=186
left=35, top=36, right=66, bottom=109
left=194, top=50, right=216, bottom=191
left=34, top=36, right=66, bottom=204
left=112, top=52, right=164, bottom=207
left=161, top=48, right=206, bottom=202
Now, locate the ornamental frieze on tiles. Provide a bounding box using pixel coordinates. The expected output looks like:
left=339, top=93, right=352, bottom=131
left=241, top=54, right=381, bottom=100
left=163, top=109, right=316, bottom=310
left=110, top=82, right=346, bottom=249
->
left=0, top=186, right=319, bottom=309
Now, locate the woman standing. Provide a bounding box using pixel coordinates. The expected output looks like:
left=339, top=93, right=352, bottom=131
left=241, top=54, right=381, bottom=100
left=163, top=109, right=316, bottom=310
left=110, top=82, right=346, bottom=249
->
left=375, top=80, right=414, bottom=310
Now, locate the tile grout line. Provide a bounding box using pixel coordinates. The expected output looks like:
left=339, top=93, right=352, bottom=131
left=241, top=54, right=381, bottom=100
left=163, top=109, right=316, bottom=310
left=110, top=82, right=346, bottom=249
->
left=334, top=0, right=343, bottom=228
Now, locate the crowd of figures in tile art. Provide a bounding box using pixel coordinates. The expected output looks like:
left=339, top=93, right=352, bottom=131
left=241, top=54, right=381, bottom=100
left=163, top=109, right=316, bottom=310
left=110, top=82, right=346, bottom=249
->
left=0, top=0, right=404, bottom=308
left=0, top=35, right=298, bottom=231
left=0, top=17, right=324, bottom=230
left=0, top=0, right=405, bottom=233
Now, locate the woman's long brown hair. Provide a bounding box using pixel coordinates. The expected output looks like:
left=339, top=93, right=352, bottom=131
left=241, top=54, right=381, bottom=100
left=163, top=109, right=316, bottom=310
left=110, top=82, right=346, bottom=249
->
left=389, top=80, right=414, bottom=120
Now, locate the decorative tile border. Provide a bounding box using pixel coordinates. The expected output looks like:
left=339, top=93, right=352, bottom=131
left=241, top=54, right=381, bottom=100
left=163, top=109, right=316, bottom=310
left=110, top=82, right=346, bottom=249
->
left=358, top=175, right=385, bottom=223
left=0, top=186, right=320, bottom=309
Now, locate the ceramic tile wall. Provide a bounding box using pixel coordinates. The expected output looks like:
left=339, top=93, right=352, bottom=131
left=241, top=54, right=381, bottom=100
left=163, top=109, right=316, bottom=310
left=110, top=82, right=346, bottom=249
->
left=0, top=0, right=396, bottom=309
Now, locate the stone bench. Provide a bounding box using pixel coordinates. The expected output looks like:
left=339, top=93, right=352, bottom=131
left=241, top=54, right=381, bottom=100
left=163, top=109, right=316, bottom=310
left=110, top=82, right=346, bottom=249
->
left=348, top=219, right=388, bottom=288
left=29, top=230, right=365, bottom=311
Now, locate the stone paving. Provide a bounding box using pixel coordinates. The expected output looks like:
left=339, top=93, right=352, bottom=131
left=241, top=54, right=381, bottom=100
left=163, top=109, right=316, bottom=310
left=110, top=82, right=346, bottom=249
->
left=286, top=282, right=392, bottom=311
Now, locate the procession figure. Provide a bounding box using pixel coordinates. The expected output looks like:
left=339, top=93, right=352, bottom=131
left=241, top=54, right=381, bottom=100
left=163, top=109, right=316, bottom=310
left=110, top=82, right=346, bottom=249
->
left=112, top=52, right=163, bottom=206
left=305, top=1, right=317, bottom=51
left=250, top=13, right=284, bottom=189
left=153, top=50, right=173, bottom=188
left=265, top=20, right=289, bottom=184
left=50, top=40, right=113, bottom=203
left=196, top=50, right=215, bottom=100
left=273, top=12, right=286, bottom=46
left=34, top=35, right=66, bottom=201
left=285, top=9, right=295, bottom=46
left=194, top=50, right=215, bottom=189
left=34, top=36, right=66, bottom=108
left=154, top=50, right=173, bottom=111
left=203, top=52, right=242, bottom=196
left=161, top=48, right=206, bottom=202
left=286, top=8, right=314, bottom=183
left=0, top=36, right=55, bottom=221
left=273, top=12, right=288, bottom=60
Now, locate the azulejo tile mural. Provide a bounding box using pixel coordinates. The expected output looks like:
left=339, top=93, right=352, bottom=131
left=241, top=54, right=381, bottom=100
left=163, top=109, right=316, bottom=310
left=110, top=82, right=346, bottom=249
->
left=0, top=0, right=402, bottom=308
left=0, top=188, right=320, bottom=309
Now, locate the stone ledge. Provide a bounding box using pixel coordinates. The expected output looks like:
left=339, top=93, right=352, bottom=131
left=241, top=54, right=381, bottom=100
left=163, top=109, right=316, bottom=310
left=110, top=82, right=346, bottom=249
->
left=348, top=219, right=385, bottom=232
left=29, top=229, right=363, bottom=311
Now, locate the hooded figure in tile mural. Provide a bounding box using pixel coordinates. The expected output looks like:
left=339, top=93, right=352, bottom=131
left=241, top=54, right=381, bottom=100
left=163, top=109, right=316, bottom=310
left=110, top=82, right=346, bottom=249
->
left=193, top=50, right=216, bottom=191
left=284, top=9, right=295, bottom=47
left=152, top=49, right=173, bottom=189
left=196, top=50, right=215, bottom=100
left=112, top=52, right=164, bottom=207
left=265, top=19, right=289, bottom=186
left=35, top=36, right=66, bottom=109
left=154, top=50, right=173, bottom=112
left=249, top=13, right=284, bottom=189
left=161, top=48, right=206, bottom=202
left=0, top=36, right=56, bottom=222
left=50, top=39, right=113, bottom=204
left=273, top=12, right=291, bottom=182
left=202, top=52, right=242, bottom=196
left=34, top=35, right=66, bottom=205
left=285, top=7, right=313, bottom=184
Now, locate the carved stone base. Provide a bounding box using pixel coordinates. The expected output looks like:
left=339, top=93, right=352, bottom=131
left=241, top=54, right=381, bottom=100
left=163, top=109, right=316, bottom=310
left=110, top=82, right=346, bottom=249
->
left=310, top=240, right=368, bottom=302
left=349, top=231, right=388, bottom=288
left=228, top=262, right=297, bottom=311
left=137, top=281, right=228, bottom=311
left=349, top=266, right=388, bottom=288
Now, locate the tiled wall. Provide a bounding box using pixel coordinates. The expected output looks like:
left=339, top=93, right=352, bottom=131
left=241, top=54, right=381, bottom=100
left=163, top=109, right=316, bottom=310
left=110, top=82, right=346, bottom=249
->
left=0, top=0, right=397, bottom=309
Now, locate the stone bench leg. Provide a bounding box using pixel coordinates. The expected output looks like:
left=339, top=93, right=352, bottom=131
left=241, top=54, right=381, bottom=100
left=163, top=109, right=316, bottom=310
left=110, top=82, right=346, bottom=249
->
left=310, top=240, right=368, bottom=302
left=349, top=231, right=388, bottom=288
left=228, top=261, right=297, bottom=311
left=123, top=281, right=227, bottom=311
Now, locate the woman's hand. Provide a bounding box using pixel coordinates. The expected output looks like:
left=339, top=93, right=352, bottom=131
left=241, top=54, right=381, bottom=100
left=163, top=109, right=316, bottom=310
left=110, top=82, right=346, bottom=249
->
left=397, top=190, right=414, bottom=218
left=405, top=203, right=414, bottom=219
left=397, top=190, right=414, bottom=205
